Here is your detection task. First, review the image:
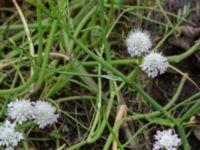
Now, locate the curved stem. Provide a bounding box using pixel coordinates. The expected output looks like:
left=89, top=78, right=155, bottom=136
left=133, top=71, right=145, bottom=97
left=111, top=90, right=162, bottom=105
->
left=168, top=39, right=200, bottom=63
left=0, top=69, right=38, bottom=95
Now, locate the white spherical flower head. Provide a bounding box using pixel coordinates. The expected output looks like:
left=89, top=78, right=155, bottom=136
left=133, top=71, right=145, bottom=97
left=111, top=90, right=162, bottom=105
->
left=153, top=129, right=181, bottom=150
left=0, top=120, right=23, bottom=150
left=140, top=52, right=169, bottom=78
left=32, top=101, right=59, bottom=128
left=8, top=99, right=34, bottom=124
left=126, top=30, right=152, bottom=57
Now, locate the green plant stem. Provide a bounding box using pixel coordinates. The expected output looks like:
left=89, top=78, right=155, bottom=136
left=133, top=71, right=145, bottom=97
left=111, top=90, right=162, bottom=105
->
left=87, top=63, right=103, bottom=139
left=123, top=122, right=152, bottom=148
left=67, top=93, right=115, bottom=150
left=0, top=20, right=49, bottom=31
left=180, top=100, right=200, bottom=123
left=67, top=64, right=132, bottom=150
left=168, top=39, right=200, bottom=63
left=130, top=75, right=186, bottom=121
left=103, top=114, right=124, bottom=150
left=56, top=96, right=95, bottom=102
left=170, top=92, right=200, bottom=112
left=36, top=5, right=43, bottom=67
left=83, top=59, right=137, bottom=66
left=88, top=0, right=115, bottom=144
left=156, top=0, right=173, bottom=27
left=36, top=20, right=58, bottom=89
left=0, top=69, right=38, bottom=95
left=103, top=66, right=140, bottom=150
left=22, top=132, right=30, bottom=150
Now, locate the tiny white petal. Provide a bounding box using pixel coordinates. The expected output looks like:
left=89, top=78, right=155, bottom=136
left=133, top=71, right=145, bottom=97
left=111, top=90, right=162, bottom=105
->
left=7, top=99, right=34, bottom=124
left=0, top=120, right=23, bottom=149
left=126, top=30, right=152, bottom=57
left=153, top=129, right=181, bottom=150
left=140, top=52, right=169, bottom=78
left=32, top=101, right=59, bottom=128
left=5, top=146, right=14, bottom=150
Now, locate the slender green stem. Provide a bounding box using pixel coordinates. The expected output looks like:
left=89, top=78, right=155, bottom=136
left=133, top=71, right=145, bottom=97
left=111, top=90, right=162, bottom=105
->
left=36, top=5, right=43, bottom=67
left=0, top=69, right=38, bottom=95
left=0, top=20, right=49, bottom=31
left=168, top=39, right=200, bottom=63
left=56, top=96, right=95, bottom=102
left=82, top=59, right=137, bottom=66
left=170, top=92, right=200, bottom=111
left=180, top=100, right=200, bottom=123
left=130, top=75, right=186, bottom=121
left=36, top=20, right=58, bottom=89
left=103, top=113, right=125, bottom=150
left=156, top=0, right=173, bottom=27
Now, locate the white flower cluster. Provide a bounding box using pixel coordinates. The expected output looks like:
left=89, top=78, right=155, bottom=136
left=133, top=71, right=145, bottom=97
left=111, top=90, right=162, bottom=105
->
left=153, top=129, right=181, bottom=150
left=0, top=120, right=23, bottom=150
left=32, top=101, right=59, bottom=129
left=0, top=99, right=59, bottom=149
left=8, top=99, right=33, bottom=124
left=126, top=30, right=152, bottom=57
left=7, top=99, right=59, bottom=128
left=140, top=52, right=169, bottom=78
left=126, top=30, right=169, bottom=78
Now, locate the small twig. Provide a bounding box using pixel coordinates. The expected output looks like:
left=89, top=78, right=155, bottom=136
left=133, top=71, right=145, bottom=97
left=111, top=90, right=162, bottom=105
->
left=169, top=64, right=200, bottom=91
left=112, top=104, right=127, bottom=150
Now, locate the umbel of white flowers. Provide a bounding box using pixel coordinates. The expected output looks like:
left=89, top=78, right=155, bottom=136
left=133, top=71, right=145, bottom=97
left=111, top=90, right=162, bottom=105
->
left=1, top=99, right=59, bottom=149
left=8, top=99, right=34, bottom=124
left=0, top=120, right=23, bottom=150
left=153, top=129, right=181, bottom=150
left=126, top=30, right=152, bottom=57
left=126, top=30, right=169, bottom=78
left=140, top=52, right=169, bottom=78
left=32, top=101, right=59, bottom=129
left=7, top=99, right=59, bottom=128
